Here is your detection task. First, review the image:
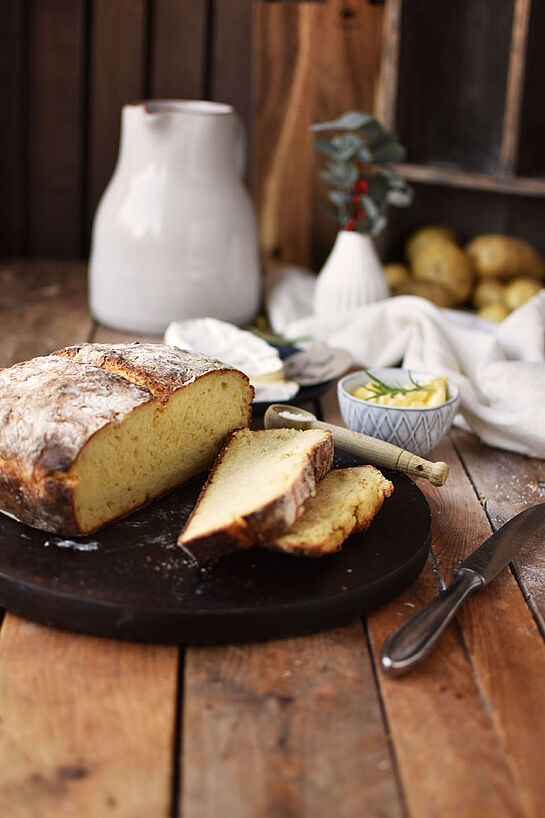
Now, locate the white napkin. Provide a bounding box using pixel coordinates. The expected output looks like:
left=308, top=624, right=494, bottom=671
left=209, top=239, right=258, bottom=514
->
left=266, top=266, right=545, bottom=458
left=164, top=318, right=299, bottom=403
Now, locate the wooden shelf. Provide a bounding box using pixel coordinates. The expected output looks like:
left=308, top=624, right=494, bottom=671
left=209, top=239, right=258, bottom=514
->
left=376, top=0, right=545, bottom=256
left=395, top=162, right=545, bottom=198
left=380, top=0, right=544, bottom=198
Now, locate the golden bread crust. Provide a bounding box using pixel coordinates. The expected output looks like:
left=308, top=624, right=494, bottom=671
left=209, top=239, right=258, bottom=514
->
left=177, top=428, right=334, bottom=562
left=53, top=342, right=250, bottom=400
left=266, top=466, right=394, bottom=557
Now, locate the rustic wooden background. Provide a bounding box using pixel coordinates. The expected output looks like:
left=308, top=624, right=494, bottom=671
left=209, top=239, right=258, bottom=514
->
left=1, top=0, right=254, bottom=260
left=1, top=0, right=545, bottom=270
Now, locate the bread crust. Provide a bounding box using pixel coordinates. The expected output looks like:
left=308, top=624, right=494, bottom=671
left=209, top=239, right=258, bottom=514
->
left=54, top=343, right=249, bottom=400
left=0, top=346, right=253, bottom=535
left=177, top=429, right=334, bottom=562
left=0, top=455, right=79, bottom=535
left=266, top=466, right=394, bottom=557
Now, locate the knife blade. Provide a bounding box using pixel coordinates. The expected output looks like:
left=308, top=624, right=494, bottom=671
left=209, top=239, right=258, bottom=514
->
left=381, top=502, right=545, bottom=676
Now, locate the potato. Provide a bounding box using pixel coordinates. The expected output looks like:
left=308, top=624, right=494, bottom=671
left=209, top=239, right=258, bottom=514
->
left=471, top=278, right=505, bottom=310
left=394, top=279, right=458, bottom=308
left=504, top=277, right=543, bottom=311
left=383, top=262, right=410, bottom=291
left=412, top=239, right=474, bottom=304
left=405, top=226, right=457, bottom=264
left=478, top=302, right=511, bottom=322
left=466, top=234, right=545, bottom=281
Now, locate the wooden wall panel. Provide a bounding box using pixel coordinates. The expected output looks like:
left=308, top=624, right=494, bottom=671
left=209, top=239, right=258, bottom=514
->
left=27, top=0, right=84, bottom=258
left=210, top=0, right=254, bottom=166
left=310, top=0, right=385, bottom=270
left=253, top=1, right=316, bottom=268
left=1, top=0, right=544, bottom=265
left=151, top=0, right=208, bottom=99
left=0, top=1, right=25, bottom=257
left=253, top=0, right=385, bottom=270
left=396, top=0, right=514, bottom=174
left=86, top=0, right=147, bottom=244
left=518, top=0, right=545, bottom=177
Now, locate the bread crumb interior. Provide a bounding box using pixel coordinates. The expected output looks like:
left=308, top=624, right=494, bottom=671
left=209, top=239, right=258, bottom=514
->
left=181, top=428, right=327, bottom=540
left=271, top=467, right=392, bottom=554
left=70, top=374, right=249, bottom=533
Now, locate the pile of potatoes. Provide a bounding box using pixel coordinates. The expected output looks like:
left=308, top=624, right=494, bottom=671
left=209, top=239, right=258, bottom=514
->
left=384, top=227, right=545, bottom=321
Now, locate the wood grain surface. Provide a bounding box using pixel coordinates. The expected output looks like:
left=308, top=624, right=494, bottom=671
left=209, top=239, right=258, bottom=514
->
left=500, top=0, right=532, bottom=174
left=2, top=1, right=545, bottom=264
left=211, top=0, right=254, bottom=159
left=0, top=263, right=179, bottom=818
left=1, top=263, right=545, bottom=817
left=374, top=441, right=545, bottom=818
left=27, top=0, right=85, bottom=258
left=253, top=0, right=384, bottom=270
left=86, top=0, right=147, bottom=243
left=0, top=616, right=178, bottom=818
left=182, top=623, right=404, bottom=818
left=150, top=0, right=208, bottom=100
left=0, top=263, right=92, bottom=366
left=517, top=0, right=545, bottom=177
left=369, top=560, right=526, bottom=818
left=0, top=0, right=25, bottom=257
left=253, top=1, right=316, bottom=268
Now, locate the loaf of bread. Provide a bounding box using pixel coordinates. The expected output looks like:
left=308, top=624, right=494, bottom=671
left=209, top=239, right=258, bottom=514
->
left=0, top=343, right=253, bottom=535
left=177, top=427, right=334, bottom=561
left=266, top=466, right=394, bottom=557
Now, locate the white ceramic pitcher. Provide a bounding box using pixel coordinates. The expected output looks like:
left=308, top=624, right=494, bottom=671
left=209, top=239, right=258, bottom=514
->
left=89, top=100, right=261, bottom=333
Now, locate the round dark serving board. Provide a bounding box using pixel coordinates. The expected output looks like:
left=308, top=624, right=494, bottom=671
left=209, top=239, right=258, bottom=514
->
left=0, top=451, right=431, bottom=644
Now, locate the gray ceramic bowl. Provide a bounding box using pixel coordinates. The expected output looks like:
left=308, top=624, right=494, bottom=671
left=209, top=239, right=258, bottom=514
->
left=337, top=367, right=461, bottom=456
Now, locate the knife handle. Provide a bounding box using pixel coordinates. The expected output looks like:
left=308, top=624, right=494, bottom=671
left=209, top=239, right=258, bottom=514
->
left=380, top=568, right=483, bottom=675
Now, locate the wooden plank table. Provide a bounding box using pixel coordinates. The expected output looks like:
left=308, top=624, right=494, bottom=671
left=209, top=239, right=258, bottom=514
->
left=0, top=262, right=544, bottom=818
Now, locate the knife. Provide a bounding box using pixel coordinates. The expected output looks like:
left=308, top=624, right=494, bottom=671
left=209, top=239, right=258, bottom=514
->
left=381, top=502, right=545, bottom=676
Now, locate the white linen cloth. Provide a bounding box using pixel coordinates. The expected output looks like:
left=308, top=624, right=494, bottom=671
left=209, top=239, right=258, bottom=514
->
left=265, top=266, right=545, bottom=458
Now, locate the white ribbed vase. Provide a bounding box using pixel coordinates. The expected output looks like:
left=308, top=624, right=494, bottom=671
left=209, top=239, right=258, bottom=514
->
left=313, top=230, right=389, bottom=316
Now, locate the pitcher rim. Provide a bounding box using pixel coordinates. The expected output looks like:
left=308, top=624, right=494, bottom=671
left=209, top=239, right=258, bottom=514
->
left=127, top=100, right=235, bottom=117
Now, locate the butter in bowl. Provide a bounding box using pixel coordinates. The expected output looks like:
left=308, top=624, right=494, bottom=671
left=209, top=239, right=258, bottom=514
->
left=337, top=368, right=461, bottom=456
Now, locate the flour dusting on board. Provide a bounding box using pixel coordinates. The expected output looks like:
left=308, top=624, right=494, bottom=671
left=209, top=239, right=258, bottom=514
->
left=43, top=538, right=100, bottom=552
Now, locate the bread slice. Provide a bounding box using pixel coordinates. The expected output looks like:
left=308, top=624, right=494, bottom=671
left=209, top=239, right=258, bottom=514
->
left=266, top=466, right=394, bottom=557
left=0, top=344, right=253, bottom=535
left=177, top=428, right=334, bottom=561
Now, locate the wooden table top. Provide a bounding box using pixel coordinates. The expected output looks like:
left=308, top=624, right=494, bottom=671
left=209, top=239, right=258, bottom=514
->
left=1, top=261, right=544, bottom=818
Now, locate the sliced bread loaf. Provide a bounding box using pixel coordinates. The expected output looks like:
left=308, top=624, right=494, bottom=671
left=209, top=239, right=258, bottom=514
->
left=266, top=466, right=394, bottom=557
left=177, top=427, right=334, bottom=561
left=0, top=344, right=253, bottom=535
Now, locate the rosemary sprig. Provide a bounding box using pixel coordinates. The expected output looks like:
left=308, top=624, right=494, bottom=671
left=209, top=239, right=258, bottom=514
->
left=244, top=324, right=310, bottom=348
left=361, top=368, right=433, bottom=401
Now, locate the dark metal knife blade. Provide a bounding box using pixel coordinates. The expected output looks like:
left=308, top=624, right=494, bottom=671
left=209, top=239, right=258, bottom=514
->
left=381, top=502, right=545, bottom=676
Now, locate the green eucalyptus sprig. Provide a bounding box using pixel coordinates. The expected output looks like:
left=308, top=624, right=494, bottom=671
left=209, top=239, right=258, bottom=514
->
left=360, top=369, right=432, bottom=401
left=244, top=321, right=309, bottom=348
left=310, top=110, right=413, bottom=237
